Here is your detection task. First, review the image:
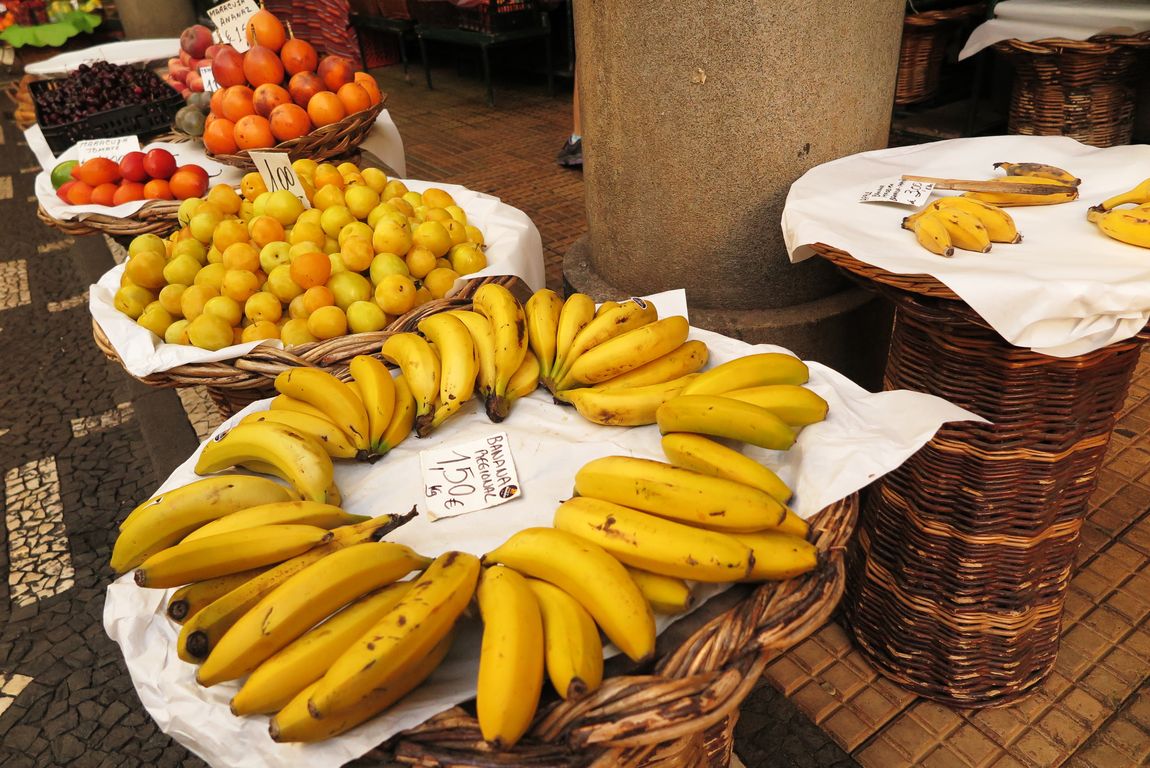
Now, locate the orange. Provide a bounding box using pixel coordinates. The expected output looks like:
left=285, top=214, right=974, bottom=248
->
left=289, top=250, right=331, bottom=289
left=353, top=72, right=383, bottom=106
left=203, top=118, right=239, bottom=155
left=336, top=82, right=372, bottom=116
left=268, top=103, right=312, bottom=142
left=234, top=114, right=276, bottom=150
left=220, top=85, right=256, bottom=123
left=143, top=179, right=174, bottom=200
left=307, top=91, right=346, bottom=128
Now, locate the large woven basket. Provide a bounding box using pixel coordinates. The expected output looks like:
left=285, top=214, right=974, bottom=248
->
left=895, top=4, right=985, bottom=105
left=352, top=494, right=856, bottom=767
left=813, top=244, right=1149, bottom=706
left=993, top=32, right=1150, bottom=147
left=37, top=198, right=182, bottom=237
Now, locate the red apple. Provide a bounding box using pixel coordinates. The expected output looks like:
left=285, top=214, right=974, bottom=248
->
left=180, top=24, right=213, bottom=59
left=142, top=148, right=178, bottom=180
left=118, top=151, right=148, bottom=183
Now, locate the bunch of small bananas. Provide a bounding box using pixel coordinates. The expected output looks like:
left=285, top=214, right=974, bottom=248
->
left=1087, top=178, right=1150, bottom=249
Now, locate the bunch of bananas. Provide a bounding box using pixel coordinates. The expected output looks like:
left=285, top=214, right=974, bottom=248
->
left=1087, top=178, right=1150, bottom=249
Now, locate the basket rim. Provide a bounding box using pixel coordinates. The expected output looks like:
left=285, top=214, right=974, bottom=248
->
left=993, top=30, right=1150, bottom=56
left=37, top=199, right=181, bottom=237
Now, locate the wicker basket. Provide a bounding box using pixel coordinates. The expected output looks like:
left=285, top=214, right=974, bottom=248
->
left=812, top=244, right=1149, bottom=706
left=993, top=33, right=1150, bottom=148
left=37, top=198, right=182, bottom=237
left=206, top=98, right=387, bottom=171
left=895, top=4, right=985, bottom=105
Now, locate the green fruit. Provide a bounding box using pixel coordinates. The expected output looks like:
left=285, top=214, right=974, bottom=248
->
left=175, top=106, right=206, bottom=138
left=50, top=160, right=78, bottom=190
left=186, top=91, right=212, bottom=113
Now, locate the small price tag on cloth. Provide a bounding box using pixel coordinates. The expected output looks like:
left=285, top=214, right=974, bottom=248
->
left=76, top=136, right=141, bottom=163
left=248, top=151, right=311, bottom=209
left=207, top=0, right=259, bottom=52
left=420, top=432, right=522, bottom=521
left=198, top=66, right=220, bottom=93
left=859, top=178, right=935, bottom=206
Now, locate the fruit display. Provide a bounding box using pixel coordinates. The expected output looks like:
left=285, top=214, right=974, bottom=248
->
left=1087, top=177, right=1150, bottom=249
left=51, top=148, right=209, bottom=206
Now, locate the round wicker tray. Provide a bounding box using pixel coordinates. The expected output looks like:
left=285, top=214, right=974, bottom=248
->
left=205, top=97, right=387, bottom=171
left=38, top=198, right=183, bottom=237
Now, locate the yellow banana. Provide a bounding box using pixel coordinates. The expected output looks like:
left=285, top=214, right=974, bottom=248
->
left=723, top=384, right=829, bottom=427
left=378, top=374, right=416, bottom=454
left=1087, top=205, right=1150, bottom=249
left=446, top=309, right=497, bottom=402
left=656, top=394, right=797, bottom=451
left=177, top=511, right=414, bottom=663
left=776, top=508, right=810, bottom=537
left=166, top=566, right=270, bottom=624
left=476, top=565, right=545, bottom=748
left=554, top=496, right=753, bottom=582
left=483, top=527, right=655, bottom=662
left=234, top=461, right=341, bottom=510
left=182, top=501, right=367, bottom=543
left=728, top=530, right=820, bottom=581
left=506, top=349, right=541, bottom=405
left=557, top=315, right=691, bottom=390
left=348, top=355, right=396, bottom=455
left=269, top=633, right=452, bottom=743
left=418, top=312, right=477, bottom=433
left=562, top=373, right=699, bottom=427
left=993, top=161, right=1080, bottom=186
left=231, top=581, right=415, bottom=715
left=134, top=524, right=333, bottom=589
left=907, top=210, right=954, bottom=257
left=549, top=292, right=597, bottom=390
left=933, top=208, right=991, bottom=253
left=525, top=288, right=564, bottom=380
left=659, top=432, right=792, bottom=505
left=595, top=300, right=620, bottom=317
left=624, top=566, right=694, bottom=615
left=380, top=332, right=440, bottom=425
left=550, top=297, right=659, bottom=387
left=471, top=283, right=529, bottom=422
left=574, top=454, right=786, bottom=532
left=963, top=176, right=1079, bottom=207
left=524, top=578, right=603, bottom=700
left=680, top=352, right=808, bottom=396
left=274, top=368, right=371, bottom=452
left=113, top=475, right=296, bottom=572
left=927, top=197, right=1020, bottom=244
left=240, top=410, right=361, bottom=461
left=196, top=541, right=432, bottom=686
left=268, top=393, right=342, bottom=426
left=307, top=550, right=481, bottom=718
left=592, top=339, right=709, bottom=390
left=1095, top=177, right=1150, bottom=212
left=194, top=422, right=335, bottom=504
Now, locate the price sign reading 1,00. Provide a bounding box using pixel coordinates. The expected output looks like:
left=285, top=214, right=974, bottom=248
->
left=248, top=150, right=310, bottom=209
left=259, top=158, right=296, bottom=193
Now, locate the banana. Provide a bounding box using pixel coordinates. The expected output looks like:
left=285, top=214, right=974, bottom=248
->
left=483, top=527, right=655, bottom=662
left=195, top=421, right=335, bottom=504
left=624, top=566, right=695, bottom=615
left=549, top=297, right=659, bottom=387
left=348, top=355, right=396, bottom=455
left=963, top=176, right=1079, bottom=207
left=525, top=578, right=603, bottom=700
left=574, top=454, right=787, bottom=531
left=268, top=393, right=342, bottom=426
left=418, top=313, right=477, bottom=433
left=723, top=384, right=829, bottom=427
left=680, top=352, right=808, bottom=396
left=728, top=530, right=820, bottom=581
left=307, top=550, right=481, bottom=718
left=240, top=410, right=361, bottom=461
left=471, top=283, right=529, bottom=422
left=993, top=161, right=1080, bottom=186
left=777, top=508, right=811, bottom=537
left=595, top=300, right=619, bottom=317
left=659, top=432, right=792, bottom=504
left=196, top=541, right=432, bottom=686
left=932, top=208, right=991, bottom=253
left=134, top=524, right=333, bottom=589
left=926, top=197, right=1020, bottom=244
left=380, top=332, right=440, bottom=426
left=1095, top=177, right=1150, bottom=212
left=506, top=350, right=541, bottom=405
left=554, top=496, right=754, bottom=582
left=446, top=309, right=498, bottom=402
left=166, top=566, right=270, bottom=624
left=562, top=373, right=699, bottom=426
left=177, top=511, right=414, bottom=663
left=656, top=394, right=797, bottom=451
left=232, top=581, right=415, bottom=715
left=1087, top=205, right=1150, bottom=249
left=274, top=368, right=371, bottom=452
left=907, top=210, right=954, bottom=257
left=592, top=339, right=709, bottom=390
left=525, top=288, right=564, bottom=380
left=476, top=565, right=545, bottom=748
left=378, top=374, right=416, bottom=454
left=557, top=315, right=691, bottom=390
left=113, top=475, right=296, bottom=572
left=269, top=633, right=452, bottom=743
left=181, top=501, right=367, bottom=544
left=549, top=292, right=597, bottom=389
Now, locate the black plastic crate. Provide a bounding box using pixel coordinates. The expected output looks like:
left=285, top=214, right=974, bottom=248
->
left=30, top=71, right=184, bottom=155
left=458, top=0, right=537, bottom=33
left=410, top=0, right=460, bottom=28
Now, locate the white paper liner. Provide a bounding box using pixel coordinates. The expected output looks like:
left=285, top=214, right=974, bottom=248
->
left=784, top=134, right=1150, bottom=358
left=959, top=0, right=1150, bottom=60
left=103, top=313, right=983, bottom=768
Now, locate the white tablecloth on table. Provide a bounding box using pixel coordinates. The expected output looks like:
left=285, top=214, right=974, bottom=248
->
left=959, top=0, right=1150, bottom=59
left=103, top=298, right=983, bottom=768
left=23, top=38, right=181, bottom=75
left=784, top=134, right=1150, bottom=358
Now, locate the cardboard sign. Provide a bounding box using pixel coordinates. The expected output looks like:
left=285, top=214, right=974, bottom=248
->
left=420, top=432, right=521, bottom=521
left=859, top=178, right=935, bottom=206
left=207, top=0, right=259, bottom=52
left=248, top=150, right=311, bottom=209
left=76, top=135, right=141, bottom=163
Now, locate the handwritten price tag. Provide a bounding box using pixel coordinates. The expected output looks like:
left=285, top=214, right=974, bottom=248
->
left=420, top=432, right=521, bottom=521
left=859, top=178, right=935, bottom=206
left=248, top=150, right=311, bottom=209
left=207, top=0, right=259, bottom=52
left=198, top=65, right=220, bottom=93
left=76, top=135, right=141, bottom=163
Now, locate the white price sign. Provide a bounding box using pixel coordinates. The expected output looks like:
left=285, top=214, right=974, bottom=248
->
left=248, top=150, right=311, bottom=209
left=859, top=178, right=935, bottom=206
left=207, top=0, right=259, bottom=52
left=76, top=135, right=141, bottom=163
left=198, top=65, right=220, bottom=93
left=420, top=432, right=522, bottom=521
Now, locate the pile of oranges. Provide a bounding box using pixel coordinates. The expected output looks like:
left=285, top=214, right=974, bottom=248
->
left=201, top=9, right=383, bottom=155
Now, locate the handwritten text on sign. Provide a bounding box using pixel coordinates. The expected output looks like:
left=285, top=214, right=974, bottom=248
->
left=76, top=136, right=141, bottom=163
left=207, top=0, right=259, bottom=52
left=248, top=151, right=311, bottom=209
left=198, top=66, right=220, bottom=93
left=420, top=432, right=521, bottom=521
left=859, top=178, right=935, bottom=206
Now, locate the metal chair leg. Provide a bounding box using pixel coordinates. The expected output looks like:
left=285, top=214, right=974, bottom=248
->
left=481, top=44, right=494, bottom=107
left=420, top=37, right=433, bottom=90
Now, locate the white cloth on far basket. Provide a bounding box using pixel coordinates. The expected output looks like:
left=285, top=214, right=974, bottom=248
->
left=959, top=0, right=1150, bottom=60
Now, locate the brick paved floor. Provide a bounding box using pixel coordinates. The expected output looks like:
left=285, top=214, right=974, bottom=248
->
left=3, top=54, right=1150, bottom=768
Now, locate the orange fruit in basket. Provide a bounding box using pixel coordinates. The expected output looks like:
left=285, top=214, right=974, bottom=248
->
left=75, top=157, right=122, bottom=187
left=90, top=182, right=118, bottom=207
left=290, top=250, right=332, bottom=290
left=243, top=45, right=285, bottom=88
left=170, top=168, right=209, bottom=200
left=307, top=91, right=346, bottom=128
left=144, top=179, right=174, bottom=200
left=246, top=9, right=286, bottom=52
left=65, top=181, right=94, bottom=205
left=280, top=37, right=318, bottom=76
left=234, top=114, right=276, bottom=150
left=288, top=71, right=324, bottom=108
left=353, top=72, right=382, bottom=106
left=317, top=55, right=355, bottom=92
left=211, top=45, right=247, bottom=89
left=203, top=118, right=239, bottom=155
left=336, top=82, right=372, bottom=116
left=209, top=87, right=227, bottom=118
left=113, top=182, right=146, bottom=205
left=221, top=85, right=256, bottom=123
left=253, top=83, right=291, bottom=118
left=268, top=103, right=312, bottom=142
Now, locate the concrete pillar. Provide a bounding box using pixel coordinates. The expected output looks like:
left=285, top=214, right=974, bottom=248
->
left=115, top=0, right=196, bottom=39
left=564, top=1, right=905, bottom=387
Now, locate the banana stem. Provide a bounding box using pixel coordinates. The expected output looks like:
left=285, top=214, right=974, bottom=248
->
left=900, top=175, right=1072, bottom=195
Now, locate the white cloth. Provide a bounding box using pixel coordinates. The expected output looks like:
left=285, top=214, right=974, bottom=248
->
left=784, top=134, right=1150, bottom=358
left=959, top=0, right=1150, bottom=60
left=103, top=306, right=983, bottom=768
left=24, top=38, right=180, bottom=75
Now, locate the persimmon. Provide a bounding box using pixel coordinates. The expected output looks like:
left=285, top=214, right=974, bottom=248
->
left=234, top=115, right=276, bottom=150
left=268, top=103, right=312, bottom=142
left=280, top=37, right=318, bottom=76
left=307, top=91, right=346, bottom=128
